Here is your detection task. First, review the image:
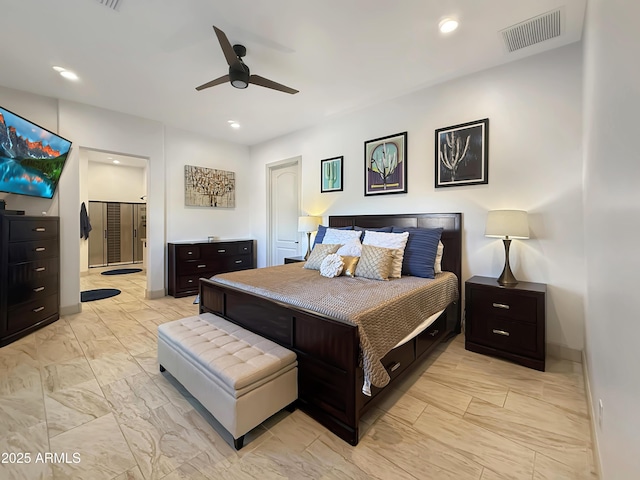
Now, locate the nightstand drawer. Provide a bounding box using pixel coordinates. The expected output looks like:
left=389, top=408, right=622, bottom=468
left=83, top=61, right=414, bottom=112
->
left=472, top=315, right=538, bottom=355
left=471, top=289, right=537, bottom=324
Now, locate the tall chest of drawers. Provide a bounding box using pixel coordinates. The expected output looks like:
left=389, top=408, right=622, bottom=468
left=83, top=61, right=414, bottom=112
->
left=168, top=239, right=256, bottom=298
left=0, top=215, right=60, bottom=347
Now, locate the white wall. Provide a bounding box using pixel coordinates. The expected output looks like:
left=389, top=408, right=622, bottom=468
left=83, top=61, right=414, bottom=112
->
left=87, top=162, right=146, bottom=203
left=250, top=44, right=585, bottom=352
left=164, top=126, right=251, bottom=242
left=583, top=0, right=640, bottom=478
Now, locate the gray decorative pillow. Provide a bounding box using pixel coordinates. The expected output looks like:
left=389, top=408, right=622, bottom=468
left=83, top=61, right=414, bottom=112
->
left=355, top=244, right=394, bottom=281
left=304, top=244, right=340, bottom=270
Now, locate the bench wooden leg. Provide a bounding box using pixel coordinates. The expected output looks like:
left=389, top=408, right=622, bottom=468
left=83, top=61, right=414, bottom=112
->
left=233, top=435, right=245, bottom=450
left=159, top=364, right=166, bottom=372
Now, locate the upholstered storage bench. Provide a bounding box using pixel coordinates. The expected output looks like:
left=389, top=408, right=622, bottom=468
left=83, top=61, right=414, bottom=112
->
left=157, top=313, right=298, bottom=449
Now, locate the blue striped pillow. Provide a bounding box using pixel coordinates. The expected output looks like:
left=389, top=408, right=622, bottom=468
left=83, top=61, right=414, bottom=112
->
left=391, top=227, right=443, bottom=278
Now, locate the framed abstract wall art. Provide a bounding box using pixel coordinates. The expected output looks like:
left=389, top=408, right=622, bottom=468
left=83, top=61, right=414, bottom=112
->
left=435, top=118, right=489, bottom=188
left=320, top=156, right=343, bottom=192
left=184, top=165, right=235, bottom=207
left=364, top=131, right=407, bottom=196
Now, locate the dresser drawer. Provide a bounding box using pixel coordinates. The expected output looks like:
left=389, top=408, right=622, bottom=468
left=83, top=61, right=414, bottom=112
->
left=471, top=289, right=538, bottom=324
left=9, top=257, right=60, bottom=283
left=223, top=255, right=252, bottom=271
left=204, top=242, right=239, bottom=256
left=177, top=274, right=207, bottom=291
left=7, top=294, right=59, bottom=335
left=7, top=274, right=59, bottom=307
left=470, top=314, right=538, bottom=356
left=9, top=218, right=58, bottom=241
left=176, top=245, right=201, bottom=261
left=176, top=259, right=219, bottom=275
left=8, top=238, right=59, bottom=263
left=237, top=241, right=252, bottom=254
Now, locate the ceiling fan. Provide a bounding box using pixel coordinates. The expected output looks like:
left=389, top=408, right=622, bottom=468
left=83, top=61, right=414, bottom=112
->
left=196, top=26, right=299, bottom=95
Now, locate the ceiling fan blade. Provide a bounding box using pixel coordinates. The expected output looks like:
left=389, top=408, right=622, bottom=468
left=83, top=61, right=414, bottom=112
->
left=249, top=75, right=299, bottom=94
left=213, top=26, right=238, bottom=66
left=195, top=75, right=229, bottom=91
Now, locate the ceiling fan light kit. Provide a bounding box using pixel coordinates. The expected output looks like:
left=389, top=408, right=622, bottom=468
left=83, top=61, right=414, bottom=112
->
left=196, top=26, right=298, bottom=95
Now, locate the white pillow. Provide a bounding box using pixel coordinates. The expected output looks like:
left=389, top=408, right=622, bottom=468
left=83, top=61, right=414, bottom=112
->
left=362, top=231, right=409, bottom=278
left=336, top=238, right=362, bottom=257
left=320, top=253, right=344, bottom=278
left=322, top=228, right=361, bottom=245
left=434, top=241, right=444, bottom=274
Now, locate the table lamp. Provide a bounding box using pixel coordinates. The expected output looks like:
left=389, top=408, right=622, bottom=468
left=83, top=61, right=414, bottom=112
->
left=485, top=210, right=529, bottom=286
left=298, top=216, right=322, bottom=260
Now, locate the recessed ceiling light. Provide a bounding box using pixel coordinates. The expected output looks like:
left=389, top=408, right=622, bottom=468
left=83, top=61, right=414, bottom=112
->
left=230, top=122, right=240, bottom=129
left=227, top=120, right=235, bottom=124
left=59, top=70, right=79, bottom=81
left=52, top=66, right=66, bottom=72
left=112, top=160, right=120, bottom=164
left=439, top=18, right=459, bottom=33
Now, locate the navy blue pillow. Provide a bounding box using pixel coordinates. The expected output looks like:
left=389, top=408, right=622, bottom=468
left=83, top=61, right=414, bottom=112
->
left=313, top=225, right=353, bottom=247
left=354, top=225, right=393, bottom=233
left=391, top=227, right=443, bottom=278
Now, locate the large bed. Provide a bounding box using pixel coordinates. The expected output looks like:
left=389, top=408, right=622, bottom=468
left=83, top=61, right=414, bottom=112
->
left=199, top=213, right=462, bottom=445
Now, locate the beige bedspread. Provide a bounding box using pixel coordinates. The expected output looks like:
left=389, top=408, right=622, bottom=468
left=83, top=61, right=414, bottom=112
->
left=211, top=263, right=458, bottom=390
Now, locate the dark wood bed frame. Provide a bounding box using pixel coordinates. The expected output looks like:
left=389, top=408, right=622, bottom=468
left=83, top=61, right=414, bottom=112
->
left=199, top=212, right=462, bottom=445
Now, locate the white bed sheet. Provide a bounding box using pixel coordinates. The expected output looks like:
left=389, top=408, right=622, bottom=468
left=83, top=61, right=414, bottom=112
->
left=392, top=308, right=444, bottom=349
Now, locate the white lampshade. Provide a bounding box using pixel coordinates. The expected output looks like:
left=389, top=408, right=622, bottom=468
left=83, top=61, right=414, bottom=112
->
left=298, top=216, right=322, bottom=233
left=485, top=210, right=529, bottom=239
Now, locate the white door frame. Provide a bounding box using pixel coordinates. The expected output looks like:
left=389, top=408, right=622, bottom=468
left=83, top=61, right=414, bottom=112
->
left=265, top=156, right=302, bottom=267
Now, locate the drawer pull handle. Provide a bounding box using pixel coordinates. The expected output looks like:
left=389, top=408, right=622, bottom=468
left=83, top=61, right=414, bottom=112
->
left=197, top=264, right=206, bottom=268
left=35, top=247, right=46, bottom=252
left=33, top=306, right=45, bottom=313
left=187, top=279, right=194, bottom=283
left=218, top=249, right=226, bottom=253
left=33, top=286, right=45, bottom=292
left=187, top=251, right=193, bottom=255
left=389, top=362, right=401, bottom=372
left=34, top=227, right=46, bottom=232
left=428, top=329, right=439, bottom=337
left=235, top=260, right=242, bottom=264
left=492, top=329, right=510, bottom=337
left=34, top=267, right=46, bottom=272
left=492, top=303, right=510, bottom=310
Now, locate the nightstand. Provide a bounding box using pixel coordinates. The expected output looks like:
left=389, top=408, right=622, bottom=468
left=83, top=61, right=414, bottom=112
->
left=284, top=256, right=306, bottom=264
left=465, top=275, right=546, bottom=371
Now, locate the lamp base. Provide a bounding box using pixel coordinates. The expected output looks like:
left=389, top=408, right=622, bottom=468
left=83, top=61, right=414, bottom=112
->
left=497, top=239, right=518, bottom=286
left=304, top=232, right=312, bottom=260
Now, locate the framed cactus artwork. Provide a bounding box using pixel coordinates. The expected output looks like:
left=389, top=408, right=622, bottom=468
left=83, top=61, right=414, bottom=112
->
left=320, top=156, right=343, bottom=192
left=435, top=118, right=489, bottom=188
left=364, top=132, right=408, bottom=196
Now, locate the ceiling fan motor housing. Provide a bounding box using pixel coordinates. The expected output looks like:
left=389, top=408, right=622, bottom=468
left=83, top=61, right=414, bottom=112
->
left=229, top=61, right=249, bottom=89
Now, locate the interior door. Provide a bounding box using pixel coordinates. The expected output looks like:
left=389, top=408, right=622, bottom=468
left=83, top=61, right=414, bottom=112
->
left=269, top=161, right=300, bottom=266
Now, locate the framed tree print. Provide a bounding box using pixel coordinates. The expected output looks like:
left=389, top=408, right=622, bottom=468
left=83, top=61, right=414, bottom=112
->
left=435, top=118, right=489, bottom=188
left=320, top=156, right=343, bottom=192
left=364, top=131, right=407, bottom=196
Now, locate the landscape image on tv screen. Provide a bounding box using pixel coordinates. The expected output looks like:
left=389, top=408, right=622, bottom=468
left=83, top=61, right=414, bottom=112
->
left=0, top=106, right=72, bottom=199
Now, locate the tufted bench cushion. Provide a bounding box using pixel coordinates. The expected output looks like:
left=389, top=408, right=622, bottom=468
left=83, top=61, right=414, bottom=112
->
left=157, top=312, right=297, bottom=449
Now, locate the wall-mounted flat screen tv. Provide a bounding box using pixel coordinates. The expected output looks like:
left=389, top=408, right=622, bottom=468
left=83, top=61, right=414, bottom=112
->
left=0, top=105, right=72, bottom=199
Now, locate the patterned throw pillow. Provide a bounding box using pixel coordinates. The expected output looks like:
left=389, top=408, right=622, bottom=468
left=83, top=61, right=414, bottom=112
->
left=341, top=256, right=360, bottom=277
left=322, top=228, right=362, bottom=245
left=304, top=244, right=340, bottom=270
left=362, top=231, right=409, bottom=278
left=355, top=244, right=394, bottom=281
left=313, top=225, right=353, bottom=247
left=336, top=238, right=362, bottom=257
left=434, top=241, right=444, bottom=274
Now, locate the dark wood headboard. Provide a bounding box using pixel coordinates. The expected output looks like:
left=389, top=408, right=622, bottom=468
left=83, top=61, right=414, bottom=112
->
left=329, top=213, right=463, bottom=323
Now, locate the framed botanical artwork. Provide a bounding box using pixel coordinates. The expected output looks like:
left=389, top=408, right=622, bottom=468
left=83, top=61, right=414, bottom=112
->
left=364, top=131, right=407, bottom=196
left=320, top=156, right=343, bottom=192
left=184, top=165, right=235, bottom=207
left=435, top=118, right=489, bottom=188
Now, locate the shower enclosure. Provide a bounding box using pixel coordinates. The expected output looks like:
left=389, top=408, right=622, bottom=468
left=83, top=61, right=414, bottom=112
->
left=88, top=201, right=146, bottom=267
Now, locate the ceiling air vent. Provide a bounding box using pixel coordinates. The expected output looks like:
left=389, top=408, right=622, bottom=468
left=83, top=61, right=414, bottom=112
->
left=500, top=9, right=562, bottom=53
left=95, top=0, right=122, bottom=11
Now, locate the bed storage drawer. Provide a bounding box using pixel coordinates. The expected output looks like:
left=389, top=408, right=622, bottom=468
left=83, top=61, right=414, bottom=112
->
left=380, top=339, right=415, bottom=383
left=416, top=314, right=446, bottom=357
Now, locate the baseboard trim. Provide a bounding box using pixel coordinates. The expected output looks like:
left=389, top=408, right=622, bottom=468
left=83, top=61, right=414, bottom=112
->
left=60, top=303, right=81, bottom=316
left=146, top=289, right=166, bottom=300
left=582, top=350, right=603, bottom=479
left=547, top=343, right=582, bottom=363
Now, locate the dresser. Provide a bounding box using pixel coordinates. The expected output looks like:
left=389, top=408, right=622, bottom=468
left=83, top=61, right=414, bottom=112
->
left=0, top=215, right=60, bottom=347
left=465, top=275, right=546, bottom=371
left=168, top=239, right=256, bottom=298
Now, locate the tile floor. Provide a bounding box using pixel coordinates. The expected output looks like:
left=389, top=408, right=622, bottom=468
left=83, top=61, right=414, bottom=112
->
left=0, top=268, right=599, bottom=479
